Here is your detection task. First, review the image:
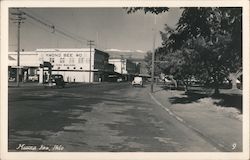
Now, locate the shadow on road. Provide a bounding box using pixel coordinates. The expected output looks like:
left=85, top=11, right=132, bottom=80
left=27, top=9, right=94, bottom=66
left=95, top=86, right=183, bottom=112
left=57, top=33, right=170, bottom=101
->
left=8, top=84, right=145, bottom=150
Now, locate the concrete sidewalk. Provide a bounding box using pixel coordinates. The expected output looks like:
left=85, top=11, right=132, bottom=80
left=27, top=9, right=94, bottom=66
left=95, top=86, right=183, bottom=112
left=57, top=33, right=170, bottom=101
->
left=151, top=85, right=242, bottom=152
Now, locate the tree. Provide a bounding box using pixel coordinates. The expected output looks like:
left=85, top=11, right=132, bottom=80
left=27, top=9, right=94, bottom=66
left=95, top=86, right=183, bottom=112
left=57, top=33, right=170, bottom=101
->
left=155, top=46, right=197, bottom=91
left=144, top=51, right=153, bottom=75
left=126, top=7, right=242, bottom=94
left=144, top=50, right=163, bottom=76
left=159, top=7, right=242, bottom=94
left=125, top=7, right=169, bottom=14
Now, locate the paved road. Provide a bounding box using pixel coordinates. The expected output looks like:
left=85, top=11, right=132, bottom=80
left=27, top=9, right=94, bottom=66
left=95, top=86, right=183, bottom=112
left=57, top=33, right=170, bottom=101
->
left=9, top=83, right=220, bottom=152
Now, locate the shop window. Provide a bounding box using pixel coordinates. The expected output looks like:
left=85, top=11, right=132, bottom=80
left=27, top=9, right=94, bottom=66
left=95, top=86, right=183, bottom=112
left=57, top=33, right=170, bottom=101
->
left=78, top=58, right=84, bottom=63
left=60, top=58, right=65, bottom=63
left=69, top=58, right=75, bottom=63
left=29, top=68, right=36, bottom=76
left=85, top=59, right=89, bottom=63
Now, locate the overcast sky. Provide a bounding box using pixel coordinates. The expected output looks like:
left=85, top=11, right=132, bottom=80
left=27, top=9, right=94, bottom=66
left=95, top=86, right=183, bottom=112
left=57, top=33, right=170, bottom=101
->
left=9, top=8, right=182, bottom=52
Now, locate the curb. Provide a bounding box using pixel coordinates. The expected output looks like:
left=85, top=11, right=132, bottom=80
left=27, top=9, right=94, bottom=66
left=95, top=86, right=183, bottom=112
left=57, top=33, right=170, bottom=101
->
left=149, top=92, right=230, bottom=152
left=149, top=92, right=184, bottom=122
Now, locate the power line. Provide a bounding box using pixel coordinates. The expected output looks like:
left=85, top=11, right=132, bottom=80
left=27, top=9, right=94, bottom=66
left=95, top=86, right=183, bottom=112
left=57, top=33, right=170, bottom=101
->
left=25, top=20, right=85, bottom=48
left=10, top=8, right=113, bottom=51
left=10, top=8, right=109, bottom=50
left=12, top=8, right=89, bottom=45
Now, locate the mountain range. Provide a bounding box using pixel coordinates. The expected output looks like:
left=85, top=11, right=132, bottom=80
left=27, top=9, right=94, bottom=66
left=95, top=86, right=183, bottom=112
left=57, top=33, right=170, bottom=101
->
left=104, top=49, right=147, bottom=60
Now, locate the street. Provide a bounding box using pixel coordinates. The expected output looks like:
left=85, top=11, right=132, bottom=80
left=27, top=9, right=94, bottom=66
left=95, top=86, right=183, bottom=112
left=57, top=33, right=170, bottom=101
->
left=9, top=82, right=230, bottom=152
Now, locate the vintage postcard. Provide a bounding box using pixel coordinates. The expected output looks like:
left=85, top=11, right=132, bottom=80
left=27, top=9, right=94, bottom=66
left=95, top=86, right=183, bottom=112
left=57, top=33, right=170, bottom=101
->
left=1, top=0, right=249, bottom=160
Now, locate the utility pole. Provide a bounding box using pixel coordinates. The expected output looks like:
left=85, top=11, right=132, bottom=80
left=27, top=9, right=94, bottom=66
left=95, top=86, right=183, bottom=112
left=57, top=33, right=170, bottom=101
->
left=120, top=55, right=124, bottom=74
left=11, top=10, right=25, bottom=87
left=87, top=40, right=94, bottom=83
left=151, top=15, right=157, bottom=93
left=96, top=32, right=99, bottom=49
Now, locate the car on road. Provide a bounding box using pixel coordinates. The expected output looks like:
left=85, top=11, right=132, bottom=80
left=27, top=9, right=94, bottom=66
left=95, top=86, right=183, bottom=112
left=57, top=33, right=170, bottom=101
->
left=132, top=76, right=143, bottom=87
left=44, top=74, right=65, bottom=88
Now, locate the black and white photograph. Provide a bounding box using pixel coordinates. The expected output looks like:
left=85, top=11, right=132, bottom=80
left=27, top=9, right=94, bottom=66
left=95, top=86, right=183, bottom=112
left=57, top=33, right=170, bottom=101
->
left=1, top=0, right=249, bottom=160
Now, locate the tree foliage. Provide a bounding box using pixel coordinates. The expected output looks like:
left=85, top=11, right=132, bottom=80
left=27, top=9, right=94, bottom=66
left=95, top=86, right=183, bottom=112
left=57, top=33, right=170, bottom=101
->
left=144, top=50, right=163, bottom=76
left=127, top=7, right=242, bottom=94
left=171, top=7, right=242, bottom=94
left=125, top=7, right=169, bottom=15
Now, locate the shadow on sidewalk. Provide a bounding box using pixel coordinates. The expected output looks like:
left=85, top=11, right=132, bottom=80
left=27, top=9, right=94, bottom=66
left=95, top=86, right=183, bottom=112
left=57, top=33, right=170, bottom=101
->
left=161, top=85, right=242, bottom=113
left=169, top=92, right=208, bottom=104
left=212, top=93, right=242, bottom=113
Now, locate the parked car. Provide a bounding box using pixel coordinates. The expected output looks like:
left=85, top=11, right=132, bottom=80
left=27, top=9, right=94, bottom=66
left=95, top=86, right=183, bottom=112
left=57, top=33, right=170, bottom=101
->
left=117, top=77, right=123, bottom=82
left=52, top=74, right=65, bottom=87
left=44, top=74, right=65, bottom=88
left=28, top=75, right=39, bottom=82
left=132, top=76, right=143, bottom=87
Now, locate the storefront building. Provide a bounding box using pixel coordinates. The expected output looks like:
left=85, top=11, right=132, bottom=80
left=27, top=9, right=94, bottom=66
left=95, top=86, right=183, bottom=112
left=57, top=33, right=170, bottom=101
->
left=108, top=58, right=137, bottom=81
left=8, top=48, right=114, bottom=83
left=37, top=48, right=113, bottom=83
left=8, top=52, right=40, bottom=82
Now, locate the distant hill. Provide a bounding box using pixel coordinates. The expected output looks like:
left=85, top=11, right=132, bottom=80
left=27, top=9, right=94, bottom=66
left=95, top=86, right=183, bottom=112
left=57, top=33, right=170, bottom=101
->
left=104, top=49, right=149, bottom=75
left=104, top=49, right=147, bottom=60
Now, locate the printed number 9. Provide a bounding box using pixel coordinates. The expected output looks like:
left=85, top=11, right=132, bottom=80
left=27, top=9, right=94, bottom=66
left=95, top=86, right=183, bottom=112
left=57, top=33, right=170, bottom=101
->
left=232, top=143, right=237, bottom=150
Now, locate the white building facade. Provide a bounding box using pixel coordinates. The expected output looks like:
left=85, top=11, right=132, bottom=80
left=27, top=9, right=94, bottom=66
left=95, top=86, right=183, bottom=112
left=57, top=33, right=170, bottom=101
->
left=8, top=48, right=113, bottom=83
left=38, top=48, right=112, bottom=83
left=109, top=58, right=136, bottom=75
left=8, top=52, right=40, bottom=82
left=108, top=58, right=137, bottom=81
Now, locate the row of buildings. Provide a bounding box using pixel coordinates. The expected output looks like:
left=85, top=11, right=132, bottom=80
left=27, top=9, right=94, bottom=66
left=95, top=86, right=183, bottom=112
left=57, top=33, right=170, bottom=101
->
left=8, top=48, right=141, bottom=83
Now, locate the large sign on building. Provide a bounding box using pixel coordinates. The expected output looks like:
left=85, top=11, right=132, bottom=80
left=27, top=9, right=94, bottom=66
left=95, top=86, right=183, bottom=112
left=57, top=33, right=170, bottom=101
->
left=37, top=48, right=94, bottom=71
left=37, top=48, right=111, bottom=83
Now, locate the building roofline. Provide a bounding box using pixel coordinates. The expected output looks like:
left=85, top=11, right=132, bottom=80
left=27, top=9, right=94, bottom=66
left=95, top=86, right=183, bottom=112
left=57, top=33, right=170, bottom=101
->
left=95, top=49, right=110, bottom=57
left=36, top=48, right=95, bottom=52
left=8, top=51, right=37, bottom=55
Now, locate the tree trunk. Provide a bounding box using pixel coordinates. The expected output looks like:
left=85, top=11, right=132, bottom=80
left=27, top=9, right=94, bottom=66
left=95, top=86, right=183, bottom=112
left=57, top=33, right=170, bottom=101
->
left=229, top=72, right=242, bottom=90
left=171, top=79, right=177, bottom=89
left=183, top=80, right=189, bottom=93
left=185, top=85, right=188, bottom=92
left=213, top=80, right=220, bottom=95
left=214, top=87, right=220, bottom=95
left=231, top=79, right=237, bottom=89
